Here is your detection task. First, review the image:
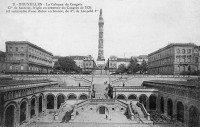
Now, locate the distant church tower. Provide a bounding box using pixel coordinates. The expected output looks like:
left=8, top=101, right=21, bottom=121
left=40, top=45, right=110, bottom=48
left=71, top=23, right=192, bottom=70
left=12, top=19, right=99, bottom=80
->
left=97, top=9, right=105, bottom=68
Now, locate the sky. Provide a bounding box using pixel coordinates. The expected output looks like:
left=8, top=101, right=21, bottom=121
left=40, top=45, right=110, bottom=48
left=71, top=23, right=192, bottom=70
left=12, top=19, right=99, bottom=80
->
left=0, top=0, right=200, bottom=60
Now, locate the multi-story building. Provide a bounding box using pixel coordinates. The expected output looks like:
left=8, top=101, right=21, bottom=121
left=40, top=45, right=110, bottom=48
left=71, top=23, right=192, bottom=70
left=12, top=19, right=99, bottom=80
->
left=117, top=58, right=131, bottom=68
left=0, top=51, right=6, bottom=73
left=131, top=55, right=148, bottom=65
left=70, top=56, right=84, bottom=68
left=52, top=56, right=60, bottom=67
left=83, top=55, right=96, bottom=74
left=106, top=56, right=118, bottom=72
left=148, top=43, right=199, bottom=75
left=70, top=55, right=96, bottom=74
left=106, top=56, right=131, bottom=73
left=5, top=41, right=53, bottom=74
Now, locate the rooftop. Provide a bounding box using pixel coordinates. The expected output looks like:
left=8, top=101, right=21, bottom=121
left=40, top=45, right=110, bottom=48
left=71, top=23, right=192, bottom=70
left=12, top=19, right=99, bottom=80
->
left=117, top=58, right=131, bottom=62
left=6, top=41, right=53, bottom=56
left=148, top=43, right=198, bottom=56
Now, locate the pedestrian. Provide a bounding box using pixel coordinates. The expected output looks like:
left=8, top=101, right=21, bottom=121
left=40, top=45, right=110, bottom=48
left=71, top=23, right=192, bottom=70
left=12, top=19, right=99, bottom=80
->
left=106, top=115, right=108, bottom=120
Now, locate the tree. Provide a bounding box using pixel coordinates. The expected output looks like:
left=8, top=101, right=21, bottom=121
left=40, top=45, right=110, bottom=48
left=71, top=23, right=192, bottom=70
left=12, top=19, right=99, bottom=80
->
left=128, top=58, right=139, bottom=74
left=117, top=64, right=127, bottom=74
left=56, top=57, right=81, bottom=73
left=53, top=61, right=62, bottom=70
left=140, top=60, right=148, bottom=73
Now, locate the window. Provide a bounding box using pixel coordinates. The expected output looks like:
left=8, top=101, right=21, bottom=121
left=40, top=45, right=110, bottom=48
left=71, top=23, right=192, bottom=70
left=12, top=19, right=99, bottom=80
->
left=10, top=65, right=12, bottom=70
left=15, top=47, right=18, bottom=52
left=9, top=47, right=13, bottom=52
left=21, top=65, right=24, bottom=70
left=182, top=49, right=185, bottom=54
left=187, top=49, right=191, bottom=53
left=176, top=49, right=180, bottom=54
left=21, top=47, right=24, bottom=52
left=187, top=56, right=191, bottom=63
left=182, top=56, right=186, bottom=62
left=176, top=56, right=180, bottom=62
left=177, top=66, right=180, bottom=71
left=195, top=57, right=198, bottom=63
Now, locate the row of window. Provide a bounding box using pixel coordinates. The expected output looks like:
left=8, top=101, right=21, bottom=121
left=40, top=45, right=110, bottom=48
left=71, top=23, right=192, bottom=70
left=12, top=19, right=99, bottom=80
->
left=7, top=54, right=25, bottom=61
left=176, top=55, right=192, bottom=63
left=149, top=58, right=172, bottom=67
left=29, top=55, right=52, bottom=64
left=109, top=63, right=117, bottom=68
left=149, top=48, right=173, bottom=62
left=9, top=47, right=24, bottom=52
left=9, top=65, right=48, bottom=72
left=149, top=66, right=173, bottom=74
left=28, top=47, right=52, bottom=59
left=9, top=65, right=24, bottom=70
left=176, top=49, right=192, bottom=54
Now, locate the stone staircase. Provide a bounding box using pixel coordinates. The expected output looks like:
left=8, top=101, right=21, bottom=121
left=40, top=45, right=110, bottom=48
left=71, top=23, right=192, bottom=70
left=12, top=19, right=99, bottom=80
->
left=93, top=83, right=107, bottom=99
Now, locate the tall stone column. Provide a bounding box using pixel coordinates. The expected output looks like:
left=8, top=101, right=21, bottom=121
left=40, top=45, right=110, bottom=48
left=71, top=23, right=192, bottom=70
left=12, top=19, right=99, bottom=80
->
left=164, top=98, right=168, bottom=116
left=54, top=98, right=57, bottom=110
left=27, top=104, right=31, bottom=121
left=146, top=99, right=149, bottom=112
left=156, top=96, right=160, bottom=112
left=16, top=109, right=20, bottom=127
left=173, top=100, right=177, bottom=120
left=36, top=100, right=39, bottom=117
left=184, top=106, right=189, bottom=127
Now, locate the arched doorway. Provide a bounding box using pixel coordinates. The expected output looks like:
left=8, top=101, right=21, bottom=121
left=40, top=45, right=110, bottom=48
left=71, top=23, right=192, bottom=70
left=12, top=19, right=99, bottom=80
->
left=68, top=94, right=77, bottom=100
left=139, top=94, right=148, bottom=109
left=5, top=105, right=15, bottom=127
left=116, top=94, right=126, bottom=100
left=99, top=106, right=106, bottom=114
left=47, top=94, right=54, bottom=109
left=177, top=101, right=184, bottom=123
left=167, top=98, right=173, bottom=117
left=189, top=106, right=199, bottom=127
left=160, top=97, right=164, bottom=113
left=128, top=94, right=137, bottom=100
left=39, top=96, right=43, bottom=113
left=97, top=106, right=109, bottom=114
left=79, top=94, right=88, bottom=100
left=149, top=95, right=157, bottom=110
left=57, top=94, right=65, bottom=109
left=30, top=98, right=36, bottom=117
left=20, top=101, right=27, bottom=123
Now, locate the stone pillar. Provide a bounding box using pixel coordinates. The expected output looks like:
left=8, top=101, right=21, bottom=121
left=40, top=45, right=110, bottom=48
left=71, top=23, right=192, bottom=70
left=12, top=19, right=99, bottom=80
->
left=15, top=109, right=20, bottom=127
left=54, top=98, right=57, bottom=110
left=156, top=96, right=160, bottom=112
left=27, top=104, right=31, bottom=121
left=164, top=98, right=168, bottom=116
left=173, top=100, right=177, bottom=120
left=184, top=106, right=189, bottom=127
left=146, top=99, right=149, bottom=112
left=0, top=102, right=3, bottom=127
left=35, top=100, right=39, bottom=117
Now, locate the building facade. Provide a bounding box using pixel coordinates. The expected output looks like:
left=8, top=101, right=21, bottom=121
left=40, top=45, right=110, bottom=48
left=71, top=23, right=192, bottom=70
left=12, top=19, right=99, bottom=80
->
left=148, top=43, right=200, bottom=75
left=106, top=56, right=131, bottom=73
left=106, top=56, right=118, bottom=72
left=70, top=56, right=84, bottom=69
left=5, top=41, right=53, bottom=74
left=70, top=55, right=96, bottom=74
left=83, top=55, right=96, bottom=74
left=131, top=55, right=148, bottom=65
left=0, top=51, right=6, bottom=73
left=143, top=80, right=200, bottom=127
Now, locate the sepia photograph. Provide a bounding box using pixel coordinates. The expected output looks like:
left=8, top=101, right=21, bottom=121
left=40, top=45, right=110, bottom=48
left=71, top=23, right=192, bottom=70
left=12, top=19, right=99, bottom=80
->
left=0, top=0, right=200, bottom=127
